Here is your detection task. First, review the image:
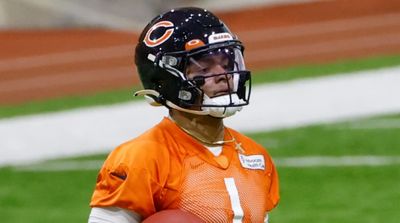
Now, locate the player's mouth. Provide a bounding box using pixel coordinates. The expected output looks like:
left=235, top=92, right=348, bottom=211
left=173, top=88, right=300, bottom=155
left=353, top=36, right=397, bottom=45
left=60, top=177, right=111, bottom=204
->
left=212, top=90, right=231, bottom=97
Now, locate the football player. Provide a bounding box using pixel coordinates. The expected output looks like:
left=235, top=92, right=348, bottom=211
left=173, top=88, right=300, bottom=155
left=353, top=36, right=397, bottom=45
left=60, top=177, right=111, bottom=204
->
left=89, top=7, right=279, bottom=223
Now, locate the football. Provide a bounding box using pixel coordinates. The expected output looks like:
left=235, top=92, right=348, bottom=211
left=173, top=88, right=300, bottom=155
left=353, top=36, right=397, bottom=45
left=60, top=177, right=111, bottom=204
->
left=142, top=209, right=205, bottom=223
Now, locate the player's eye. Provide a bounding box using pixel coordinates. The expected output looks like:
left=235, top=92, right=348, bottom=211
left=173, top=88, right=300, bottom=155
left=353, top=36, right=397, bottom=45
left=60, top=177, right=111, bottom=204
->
left=191, top=76, right=205, bottom=86
left=190, top=66, right=209, bottom=75
left=199, top=67, right=209, bottom=74
left=222, top=64, right=230, bottom=70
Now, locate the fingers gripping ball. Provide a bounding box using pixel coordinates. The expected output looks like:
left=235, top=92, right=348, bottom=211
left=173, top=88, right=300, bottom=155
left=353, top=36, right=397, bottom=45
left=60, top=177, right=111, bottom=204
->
left=143, top=209, right=205, bottom=223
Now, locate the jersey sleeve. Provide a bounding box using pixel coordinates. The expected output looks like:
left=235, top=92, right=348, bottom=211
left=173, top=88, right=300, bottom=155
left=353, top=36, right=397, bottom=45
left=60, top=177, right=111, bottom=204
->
left=267, top=157, right=280, bottom=208
left=90, top=140, right=170, bottom=218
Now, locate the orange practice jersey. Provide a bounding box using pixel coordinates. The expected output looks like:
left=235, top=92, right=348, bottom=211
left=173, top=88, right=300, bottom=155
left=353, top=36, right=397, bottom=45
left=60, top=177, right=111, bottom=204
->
left=90, top=117, right=279, bottom=222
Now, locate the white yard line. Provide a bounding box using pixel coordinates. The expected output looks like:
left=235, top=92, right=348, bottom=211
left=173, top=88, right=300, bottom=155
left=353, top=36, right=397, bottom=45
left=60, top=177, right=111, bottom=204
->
left=275, top=156, right=400, bottom=168
left=15, top=160, right=105, bottom=172
left=329, top=118, right=400, bottom=129
left=14, top=155, right=400, bottom=172
left=225, top=66, right=400, bottom=132
left=1, top=66, right=400, bottom=166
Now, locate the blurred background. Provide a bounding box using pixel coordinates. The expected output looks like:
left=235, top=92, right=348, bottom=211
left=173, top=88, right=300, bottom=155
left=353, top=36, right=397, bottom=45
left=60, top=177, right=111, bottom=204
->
left=0, top=0, right=400, bottom=222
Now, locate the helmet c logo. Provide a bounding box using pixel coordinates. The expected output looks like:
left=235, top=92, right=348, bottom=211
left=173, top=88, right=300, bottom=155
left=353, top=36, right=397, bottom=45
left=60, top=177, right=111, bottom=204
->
left=144, top=21, right=174, bottom=47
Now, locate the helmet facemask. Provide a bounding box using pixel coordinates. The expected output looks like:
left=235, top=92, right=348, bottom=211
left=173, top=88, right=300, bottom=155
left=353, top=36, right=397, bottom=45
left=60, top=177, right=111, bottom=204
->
left=135, top=41, right=251, bottom=118
left=181, top=43, right=251, bottom=118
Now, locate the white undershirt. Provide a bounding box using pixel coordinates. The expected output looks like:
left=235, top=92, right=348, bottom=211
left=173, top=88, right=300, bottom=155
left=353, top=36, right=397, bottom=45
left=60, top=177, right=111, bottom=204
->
left=88, top=207, right=140, bottom=223
left=205, top=145, right=223, bottom=156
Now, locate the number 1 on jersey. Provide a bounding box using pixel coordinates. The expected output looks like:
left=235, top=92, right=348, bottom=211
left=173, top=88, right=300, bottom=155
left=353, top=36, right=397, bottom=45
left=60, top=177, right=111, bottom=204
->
left=224, top=178, right=244, bottom=222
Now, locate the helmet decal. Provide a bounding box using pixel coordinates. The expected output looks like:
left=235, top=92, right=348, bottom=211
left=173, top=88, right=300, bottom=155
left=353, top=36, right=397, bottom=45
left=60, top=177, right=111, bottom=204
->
left=185, top=39, right=206, bottom=51
left=143, top=21, right=175, bottom=47
left=208, top=32, right=233, bottom=44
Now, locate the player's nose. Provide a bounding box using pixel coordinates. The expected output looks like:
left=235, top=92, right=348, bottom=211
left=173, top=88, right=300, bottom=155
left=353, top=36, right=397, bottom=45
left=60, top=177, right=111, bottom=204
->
left=210, top=65, right=229, bottom=82
left=210, top=64, right=227, bottom=74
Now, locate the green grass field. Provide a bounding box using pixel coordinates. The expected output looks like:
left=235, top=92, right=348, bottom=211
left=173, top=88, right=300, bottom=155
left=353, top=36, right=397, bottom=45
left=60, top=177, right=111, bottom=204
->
left=1, top=114, right=399, bottom=223
left=250, top=115, right=400, bottom=223
left=1, top=54, right=400, bottom=222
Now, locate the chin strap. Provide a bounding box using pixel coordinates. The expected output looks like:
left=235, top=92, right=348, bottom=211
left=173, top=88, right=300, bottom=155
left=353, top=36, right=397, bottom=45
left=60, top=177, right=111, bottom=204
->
left=134, top=89, right=209, bottom=115
left=202, top=94, right=244, bottom=118
left=134, top=89, right=163, bottom=106
left=134, top=89, right=244, bottom=118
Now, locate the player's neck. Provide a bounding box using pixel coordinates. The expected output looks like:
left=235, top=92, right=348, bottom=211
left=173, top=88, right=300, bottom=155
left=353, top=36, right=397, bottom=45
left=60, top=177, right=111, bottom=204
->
left=169, top=109, right=225, bottom=146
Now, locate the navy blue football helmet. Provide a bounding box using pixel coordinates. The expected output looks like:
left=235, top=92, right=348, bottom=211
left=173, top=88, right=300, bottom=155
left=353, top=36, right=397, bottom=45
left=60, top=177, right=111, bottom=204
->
left=134, top=7, right=251, bottom=118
